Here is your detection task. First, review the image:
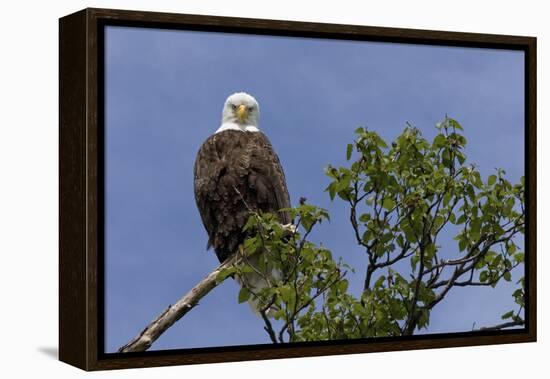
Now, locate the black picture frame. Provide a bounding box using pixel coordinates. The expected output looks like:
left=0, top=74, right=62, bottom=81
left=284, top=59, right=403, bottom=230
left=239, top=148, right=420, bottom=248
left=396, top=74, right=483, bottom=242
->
left=59, top=7, right=537, bottom=371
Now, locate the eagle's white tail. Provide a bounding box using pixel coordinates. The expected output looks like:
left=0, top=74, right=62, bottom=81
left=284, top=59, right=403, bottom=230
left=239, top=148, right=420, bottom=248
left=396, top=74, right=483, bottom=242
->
left=234, top=254, right=282, bottom=317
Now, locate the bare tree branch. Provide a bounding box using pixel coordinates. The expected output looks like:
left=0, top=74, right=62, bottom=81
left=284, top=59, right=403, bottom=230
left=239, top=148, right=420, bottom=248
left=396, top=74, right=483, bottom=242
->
left=477, top=320, right=524, bottom=331
left=118, top=253, right=239, bottom=353
left=260, top=309, right=279, bottom=344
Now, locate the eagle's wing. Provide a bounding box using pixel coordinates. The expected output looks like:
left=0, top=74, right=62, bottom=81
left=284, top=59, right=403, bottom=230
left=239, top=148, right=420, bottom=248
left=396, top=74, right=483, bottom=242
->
left=193, top=133, right=221, bottom=250
left=246, top=132, right=291, bottom=225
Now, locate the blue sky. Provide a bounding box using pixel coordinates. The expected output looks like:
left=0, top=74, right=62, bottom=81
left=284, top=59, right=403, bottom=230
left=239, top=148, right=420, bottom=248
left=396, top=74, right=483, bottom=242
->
left=104, top=26, right=525, bottom=353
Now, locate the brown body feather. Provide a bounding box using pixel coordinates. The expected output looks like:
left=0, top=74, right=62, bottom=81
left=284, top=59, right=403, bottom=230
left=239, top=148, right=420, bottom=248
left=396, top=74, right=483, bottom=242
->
left=194, top=130, right=291, bottom=262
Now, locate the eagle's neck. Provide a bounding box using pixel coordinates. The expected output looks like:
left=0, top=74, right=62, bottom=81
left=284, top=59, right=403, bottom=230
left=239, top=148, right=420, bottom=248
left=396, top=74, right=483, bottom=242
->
left=215, top=122, right=260, bottom=134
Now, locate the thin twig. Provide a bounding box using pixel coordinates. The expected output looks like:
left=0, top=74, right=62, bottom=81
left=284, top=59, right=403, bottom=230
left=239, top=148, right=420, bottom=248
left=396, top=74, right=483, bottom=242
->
left=260, top=295, right=279, bottom=344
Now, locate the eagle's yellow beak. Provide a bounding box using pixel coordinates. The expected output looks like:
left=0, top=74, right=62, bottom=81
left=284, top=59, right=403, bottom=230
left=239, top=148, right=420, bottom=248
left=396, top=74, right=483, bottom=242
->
left=236, top=104, right=248, bottom=122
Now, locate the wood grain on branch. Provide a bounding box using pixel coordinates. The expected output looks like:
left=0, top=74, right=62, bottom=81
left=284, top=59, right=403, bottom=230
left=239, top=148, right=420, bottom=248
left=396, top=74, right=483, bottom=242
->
left=118, top=253, right=239, bottom=353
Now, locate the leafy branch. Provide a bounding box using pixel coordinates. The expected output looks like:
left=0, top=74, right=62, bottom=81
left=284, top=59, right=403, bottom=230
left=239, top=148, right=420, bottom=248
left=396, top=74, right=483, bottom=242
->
left=318, top=116, right=525, bottom=337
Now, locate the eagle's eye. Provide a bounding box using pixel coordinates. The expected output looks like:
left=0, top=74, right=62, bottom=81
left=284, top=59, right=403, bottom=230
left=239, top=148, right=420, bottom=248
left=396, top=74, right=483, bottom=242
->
left=247, top=106, right=254, bottom=112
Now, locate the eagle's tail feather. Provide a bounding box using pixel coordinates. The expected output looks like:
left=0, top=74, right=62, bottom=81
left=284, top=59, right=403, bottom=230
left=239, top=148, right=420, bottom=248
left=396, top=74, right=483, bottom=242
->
left=233, top=256, right=282, bottom=318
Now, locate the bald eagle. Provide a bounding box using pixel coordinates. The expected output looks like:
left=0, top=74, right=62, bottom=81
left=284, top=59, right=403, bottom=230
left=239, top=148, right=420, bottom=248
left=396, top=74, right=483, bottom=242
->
left=193, top=92, right=291, bottom=314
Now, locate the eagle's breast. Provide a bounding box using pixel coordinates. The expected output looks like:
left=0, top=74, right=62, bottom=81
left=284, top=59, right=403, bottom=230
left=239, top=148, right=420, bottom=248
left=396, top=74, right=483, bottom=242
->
left=194, top=130, right=290, bottom=262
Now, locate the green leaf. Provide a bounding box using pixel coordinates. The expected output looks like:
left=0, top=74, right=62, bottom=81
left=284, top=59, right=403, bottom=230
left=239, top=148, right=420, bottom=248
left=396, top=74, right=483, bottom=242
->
left=479, top=271, right=488, bottom=282
left=449, top=212, right=456, bottom=225
left=470, top=218, right=481, bottom=240
left=503, top=271, right=512, bottom=282
left=402, top=221, right=417, bottom=243
left=458, top=238, right=467, bottom=253
left=501, top=310, right=514, bottom=320
left=488, top=175, right=497, bottom=186
left=338, top=280, right=349, bottom=293
left=443, top=192, right=452, bottom=207
left=430, top=210, right=443, bottom=229
left=359, top=213, right=371, bottom=222
left=514, top=252, right=525, bottom=263
left=381, top=232, right=393, bottom=244
left=425, top=243, right=437, bottom=259
left=433, top=134, right=447, bottom=148
left=456, top=214, right=467, bottom=225
left=410, top=254, right=419, bottom=271
left=472, top=172, right=483, bottom=189
left=238, top=287, right=251, bottom=303
left=243, top=237, right=259, bottom=252
left=352, top=302, right=366, bottom=316
left=513, top=289, right=523, bottom=299
left=456, top=151, right=466, bottom=165
left=239, top=264, right=255, bottom=274
left=279, top=286, right=293, bottom=303
left=325, top=182, right=337, bottom=201
left=448, top=118, right=464, bottom=131
left=346, top=143, right=353, bottom=160
left=216, top=267, right=237, bottom=283
left=492, top=254, right=503, bottom=268
left=374, top=275, right=386, bottom=289
left=377, top=138, right=388, bottom=148
left=396, top=234, right=405, bottom=248
left=382, top=197, right=396, bottom=211
left=325, top=165, right=338, bottom=179
left=467, top=184, right=476, bottom=203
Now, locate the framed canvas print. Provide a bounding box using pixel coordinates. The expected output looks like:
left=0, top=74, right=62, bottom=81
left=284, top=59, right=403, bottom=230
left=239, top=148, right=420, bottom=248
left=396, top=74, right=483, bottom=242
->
left=59, top=8, right=537, bottom=371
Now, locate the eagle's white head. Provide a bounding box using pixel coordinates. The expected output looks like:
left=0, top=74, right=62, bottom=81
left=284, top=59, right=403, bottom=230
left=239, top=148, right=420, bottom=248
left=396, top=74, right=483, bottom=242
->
left=216, top=92, right=260, bottom=133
